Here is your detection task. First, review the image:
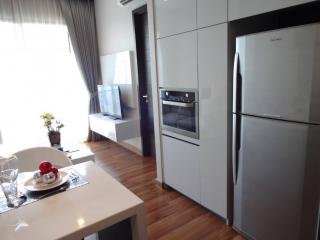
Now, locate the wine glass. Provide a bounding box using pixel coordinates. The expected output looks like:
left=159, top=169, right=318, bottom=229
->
left=0, top=155, right=21, bottom=207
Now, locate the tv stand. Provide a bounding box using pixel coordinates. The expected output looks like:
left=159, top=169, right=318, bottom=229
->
left=89, top=113, right=140, bottom=142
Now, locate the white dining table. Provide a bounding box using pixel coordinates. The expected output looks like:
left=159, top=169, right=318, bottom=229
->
left=0, top=161, right=147, bottom=240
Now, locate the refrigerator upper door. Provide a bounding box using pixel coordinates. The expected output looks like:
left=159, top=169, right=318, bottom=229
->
left=233, top=115, right=320, bottom=240
left=236, top=23, right=320, bottom=123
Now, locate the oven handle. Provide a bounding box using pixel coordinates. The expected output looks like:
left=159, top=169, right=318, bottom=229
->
left=162, top=100, right=195, bottom=108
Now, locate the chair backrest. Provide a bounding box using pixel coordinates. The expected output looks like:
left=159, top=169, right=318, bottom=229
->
left=14, top=147, right=72, bottom=172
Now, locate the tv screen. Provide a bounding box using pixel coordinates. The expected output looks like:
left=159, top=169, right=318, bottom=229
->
left=98, top=85, right=123, bottom=119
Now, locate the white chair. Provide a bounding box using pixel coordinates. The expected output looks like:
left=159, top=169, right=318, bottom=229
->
left=14, top=147, right=72, bottom=172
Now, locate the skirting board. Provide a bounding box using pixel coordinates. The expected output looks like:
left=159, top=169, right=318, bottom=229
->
left=118, top=141, right=142, bottom=156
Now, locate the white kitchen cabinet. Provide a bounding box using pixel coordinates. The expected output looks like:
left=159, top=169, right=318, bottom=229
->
left=154, top=0, right=196, bottom=39
left=198, top=23, right=228, bottom=218
left=228, top=0, right=316, bottom=21
left=157, top=31, right=198, bottom=89
left=162, top=135, right=201, bottom=203
left=197, top=0, right=227, bottom=28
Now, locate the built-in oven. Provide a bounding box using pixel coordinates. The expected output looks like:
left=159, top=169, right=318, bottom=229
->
left=160, top=89, right=199, bottom=139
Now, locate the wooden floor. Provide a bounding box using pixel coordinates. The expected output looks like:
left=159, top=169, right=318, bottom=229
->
left=86, top=140, right=245, bottom=240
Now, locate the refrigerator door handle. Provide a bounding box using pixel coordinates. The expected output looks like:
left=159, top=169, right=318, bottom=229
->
left=232, top=115, right=237, bottom=184
left=233, top=52, right=240, bottom=113
left=232, top=114, right=241, bottom=185
left=263, top=113, right=282, bottom=119
left=232, top=52, right=241, bottom=185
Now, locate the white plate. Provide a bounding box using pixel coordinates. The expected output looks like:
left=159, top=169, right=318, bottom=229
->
left=24, top=171, right=69, bottom=192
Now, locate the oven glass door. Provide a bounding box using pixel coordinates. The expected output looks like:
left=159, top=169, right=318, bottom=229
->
left=162, top=101, right=197, bottom=134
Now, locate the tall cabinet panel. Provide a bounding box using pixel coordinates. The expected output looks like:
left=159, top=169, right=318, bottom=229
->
left=197, top=0, right=227, bottom=28
left=198, top=23, right=228, bottom=218
left=157, top=31, right=198, bottom=89
left=228, top=0, right=316, bottom=21
left=154, top=0, right=196, bottom=38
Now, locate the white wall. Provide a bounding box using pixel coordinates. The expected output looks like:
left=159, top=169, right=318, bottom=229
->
left=95, top=0, right=146, bottom=54
left=94, top=0, right=163, bottom=182
left=95, top=0, right=146, bottom=152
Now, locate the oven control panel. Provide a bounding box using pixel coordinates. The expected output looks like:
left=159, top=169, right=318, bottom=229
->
left=160, top=90, right=197, bottom=103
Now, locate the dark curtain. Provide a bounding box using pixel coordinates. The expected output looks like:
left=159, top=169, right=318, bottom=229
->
left=59, top=0, right=102, bottom=142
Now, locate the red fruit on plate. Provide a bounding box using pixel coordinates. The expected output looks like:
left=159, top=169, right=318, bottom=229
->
left=51, top=167, right=59, bottom=178
left=40, top=169, right=51, bottom=175
left=39, top=161, right=52, bottom=173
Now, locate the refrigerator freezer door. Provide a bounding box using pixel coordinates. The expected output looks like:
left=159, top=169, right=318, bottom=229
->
left=233, top=115, right=320, bottom=240
left=236, top=24, right=320, bottom=123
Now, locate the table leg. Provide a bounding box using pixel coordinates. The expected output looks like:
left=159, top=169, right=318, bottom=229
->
left=131, top=204, right=147, bottom=240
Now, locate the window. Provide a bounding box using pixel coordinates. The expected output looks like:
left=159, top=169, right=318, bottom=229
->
left=0, top=21, right=89, bottom=152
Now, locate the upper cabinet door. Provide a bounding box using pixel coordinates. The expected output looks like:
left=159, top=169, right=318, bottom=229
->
left=157, top=31, right=198, bottom=89
left=228, top=0, right=316, bottom=21
left=155, top=0, right=196, bottom=38
left=197, top=0, right=227, bottom=28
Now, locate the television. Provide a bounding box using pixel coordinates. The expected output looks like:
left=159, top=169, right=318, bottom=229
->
left=98, top=85, right=123, bottom=119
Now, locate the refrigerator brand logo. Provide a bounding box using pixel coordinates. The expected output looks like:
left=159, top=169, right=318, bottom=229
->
left=270, top=37, right=283, bottom=42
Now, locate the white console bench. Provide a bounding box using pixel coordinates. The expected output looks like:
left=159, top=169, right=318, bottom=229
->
left=89, top=113, right=140, bottom=142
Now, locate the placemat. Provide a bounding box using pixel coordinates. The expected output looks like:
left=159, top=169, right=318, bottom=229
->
left=0, top=168, right=88, bottom=214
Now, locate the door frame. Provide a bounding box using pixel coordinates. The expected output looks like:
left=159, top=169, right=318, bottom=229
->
left=133, top=4, right=156, bottom=157
left=132, top=2, right=164, bottom=182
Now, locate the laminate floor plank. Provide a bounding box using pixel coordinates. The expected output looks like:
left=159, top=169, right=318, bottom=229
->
left=86, top=140, right=244, bottom=240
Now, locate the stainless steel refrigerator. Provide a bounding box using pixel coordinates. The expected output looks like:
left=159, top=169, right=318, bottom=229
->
left=232, top=23, right=320, bottom=240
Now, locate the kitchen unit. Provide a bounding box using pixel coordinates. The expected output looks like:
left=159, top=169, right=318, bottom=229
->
left=156, top=4, right=229, bottom=219
left=233, top=24, right=320, bottom=240
left=228, top=0, right=316, bottom=21
left=158, top=25, right=229, bottom=217
left=155, top=0, right=320, bottom=232
left=155, top=0, right=229, bottom=219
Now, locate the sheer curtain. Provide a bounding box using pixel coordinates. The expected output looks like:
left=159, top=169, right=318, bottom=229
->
left=0, top=0, right=89, bottom=153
